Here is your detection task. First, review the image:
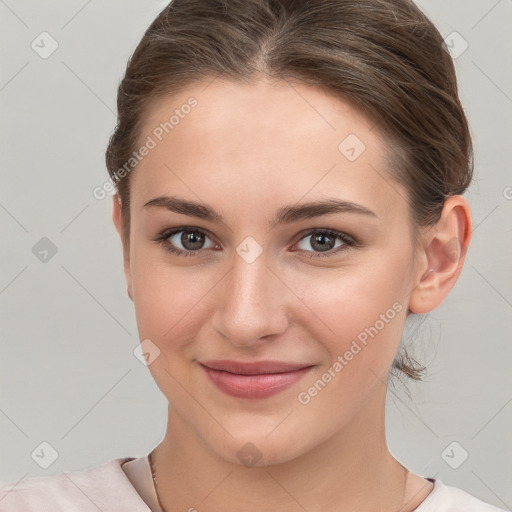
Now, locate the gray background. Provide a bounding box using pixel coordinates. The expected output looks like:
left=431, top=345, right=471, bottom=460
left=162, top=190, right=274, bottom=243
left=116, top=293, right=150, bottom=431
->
left=1, top=0, right=511, bottom=508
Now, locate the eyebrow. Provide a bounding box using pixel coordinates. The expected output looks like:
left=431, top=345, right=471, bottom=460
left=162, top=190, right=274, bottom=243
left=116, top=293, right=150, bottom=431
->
left=143, top=195, right=378, bottom=228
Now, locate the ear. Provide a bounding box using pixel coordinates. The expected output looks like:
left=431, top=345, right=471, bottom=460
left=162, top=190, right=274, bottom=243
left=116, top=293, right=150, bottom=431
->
left=112, top=194, right=133, bottom=302
left=408, top=195, right=472, bottom=314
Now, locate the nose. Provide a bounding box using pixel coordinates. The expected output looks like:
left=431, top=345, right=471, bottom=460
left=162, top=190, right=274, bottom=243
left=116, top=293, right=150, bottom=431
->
left=211, top=248, right=290, bottom=347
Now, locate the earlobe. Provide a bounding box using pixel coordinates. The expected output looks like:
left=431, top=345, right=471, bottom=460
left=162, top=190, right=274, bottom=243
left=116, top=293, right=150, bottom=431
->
left=409, top=196, right=472, bottom=314
left=112, top=194, right=134, bottom=302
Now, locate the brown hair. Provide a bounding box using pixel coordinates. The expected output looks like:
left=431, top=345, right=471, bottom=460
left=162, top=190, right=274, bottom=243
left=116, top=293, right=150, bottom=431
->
left=105, top=0, right=473, bottom=382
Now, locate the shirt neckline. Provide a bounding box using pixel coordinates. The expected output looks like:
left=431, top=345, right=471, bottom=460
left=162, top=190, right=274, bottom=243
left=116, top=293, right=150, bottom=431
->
left=120, top=455, right=442, bottom=512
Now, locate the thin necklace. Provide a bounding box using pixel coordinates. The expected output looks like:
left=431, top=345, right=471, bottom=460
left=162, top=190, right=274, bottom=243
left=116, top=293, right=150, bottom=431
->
left=148, top=450, right=168, bottom=512
left=148, top=450, right=408, bottom=512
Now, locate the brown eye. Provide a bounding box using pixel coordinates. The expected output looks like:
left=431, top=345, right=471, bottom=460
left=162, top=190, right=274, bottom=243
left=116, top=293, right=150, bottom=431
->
left=156, top=227, right=217, bottom=257
left=172, top=230, right=207, bottom=251
left=294, top=230, right=355, bottom=258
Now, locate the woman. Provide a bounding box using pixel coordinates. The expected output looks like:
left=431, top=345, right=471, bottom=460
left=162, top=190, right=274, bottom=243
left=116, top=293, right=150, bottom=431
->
left=0, top=0, right=507, bottom=510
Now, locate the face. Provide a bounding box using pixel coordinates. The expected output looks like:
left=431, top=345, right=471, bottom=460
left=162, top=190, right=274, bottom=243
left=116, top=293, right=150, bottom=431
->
left=114, top=77, right=423, bottom=466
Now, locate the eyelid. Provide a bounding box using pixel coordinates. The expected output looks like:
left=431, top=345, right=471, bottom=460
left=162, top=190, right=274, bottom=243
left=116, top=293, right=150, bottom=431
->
left=159, top=226, right=217, bottom=241
left=293, top=227, right=356, bottom=245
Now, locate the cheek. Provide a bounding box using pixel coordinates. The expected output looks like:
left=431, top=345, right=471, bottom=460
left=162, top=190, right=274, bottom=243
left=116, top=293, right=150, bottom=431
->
left=132, top=266, right=196, bottom=337
left=129, top=245, right=219, bottom=353
left=294, top=256, right=409, bottom=335
left=292, top=268, right=408, bottom=416
left=288, top=255, right=411, bottom=385
left=129, top=259, right=211, bottom=391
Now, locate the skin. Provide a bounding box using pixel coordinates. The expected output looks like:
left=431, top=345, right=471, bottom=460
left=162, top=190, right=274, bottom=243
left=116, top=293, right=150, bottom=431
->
left=112, top=76, right=472, bottom=512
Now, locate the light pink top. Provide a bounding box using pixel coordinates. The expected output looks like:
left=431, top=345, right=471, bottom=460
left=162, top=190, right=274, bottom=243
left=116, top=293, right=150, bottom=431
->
left=0, top=455, right=507, bottom=511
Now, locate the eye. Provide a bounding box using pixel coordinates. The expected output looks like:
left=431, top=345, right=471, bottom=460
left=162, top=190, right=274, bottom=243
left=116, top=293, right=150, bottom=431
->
left=293, top=229, right=355, bottom=258
left=154, top=227, right=218, bottom=257
left=154, top=227, right=356, bottom=259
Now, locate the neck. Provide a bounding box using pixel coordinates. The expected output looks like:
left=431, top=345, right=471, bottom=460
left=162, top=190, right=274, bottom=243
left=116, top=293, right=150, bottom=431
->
left=151, top=385, right=415, bottom=512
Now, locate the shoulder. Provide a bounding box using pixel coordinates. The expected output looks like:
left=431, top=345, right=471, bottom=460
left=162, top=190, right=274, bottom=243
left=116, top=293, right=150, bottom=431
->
left=416, top=479, right=508, bottom=512
left=0, top=457, right=150, bottom=512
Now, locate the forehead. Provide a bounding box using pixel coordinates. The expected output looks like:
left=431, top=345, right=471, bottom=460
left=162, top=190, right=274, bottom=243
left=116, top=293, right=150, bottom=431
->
left=130, top=77, right=407, bottom=220
left=140, top=76, right=379, bottom=149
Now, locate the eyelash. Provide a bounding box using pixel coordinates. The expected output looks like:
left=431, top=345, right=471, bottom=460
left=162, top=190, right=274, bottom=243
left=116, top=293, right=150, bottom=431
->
left=153, top=227, right=357, bottom=259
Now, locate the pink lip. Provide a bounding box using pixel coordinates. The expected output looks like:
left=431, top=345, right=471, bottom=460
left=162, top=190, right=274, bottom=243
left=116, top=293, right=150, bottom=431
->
left=199, top=360, right=314, bottom=399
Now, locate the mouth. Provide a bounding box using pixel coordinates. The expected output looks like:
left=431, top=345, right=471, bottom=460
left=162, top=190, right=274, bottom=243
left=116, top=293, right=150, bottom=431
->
left=199, top=360, right=315, bottom=399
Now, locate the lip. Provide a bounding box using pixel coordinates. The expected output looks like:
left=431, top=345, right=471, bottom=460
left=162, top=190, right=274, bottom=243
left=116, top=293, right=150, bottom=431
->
left=199, top=360, right=314, bottom=399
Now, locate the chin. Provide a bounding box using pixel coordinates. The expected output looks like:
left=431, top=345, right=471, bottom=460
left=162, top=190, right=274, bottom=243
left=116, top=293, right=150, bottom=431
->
left=201, top=425, right=311, bottom=469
